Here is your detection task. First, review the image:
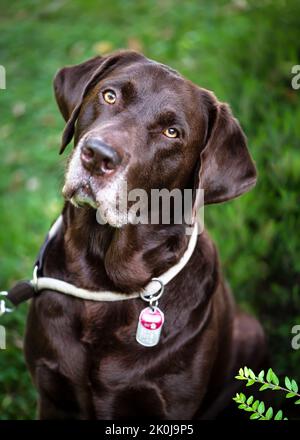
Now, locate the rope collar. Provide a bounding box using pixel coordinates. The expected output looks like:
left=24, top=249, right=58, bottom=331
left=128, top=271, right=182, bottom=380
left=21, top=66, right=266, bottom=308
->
left=31, top=221, right=198, bottom=302
left=1, top=220, right=198, bottom=314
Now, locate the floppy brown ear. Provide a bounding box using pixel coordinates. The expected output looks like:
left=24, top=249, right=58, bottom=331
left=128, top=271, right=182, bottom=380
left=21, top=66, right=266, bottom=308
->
left=53, top=50, right=145, bottom=154
left=53, top=56, right=104, bottom=122
left=194, top=91, right=257, bottom=207
left=54, top=56, right=108, bottom=154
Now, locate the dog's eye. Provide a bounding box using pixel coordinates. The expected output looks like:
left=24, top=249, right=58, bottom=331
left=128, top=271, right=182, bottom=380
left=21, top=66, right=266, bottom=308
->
left=103, top=90, right=116, bottom=104
left=163, top=127, right=179, bottom=138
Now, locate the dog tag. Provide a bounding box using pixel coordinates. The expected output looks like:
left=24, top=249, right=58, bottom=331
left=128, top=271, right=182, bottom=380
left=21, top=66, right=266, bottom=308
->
left=136, top=306, right=164, bottom=347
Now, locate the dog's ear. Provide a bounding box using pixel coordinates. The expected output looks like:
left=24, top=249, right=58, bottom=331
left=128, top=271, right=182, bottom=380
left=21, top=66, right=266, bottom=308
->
left=193, top=90, right=257, bottom=211
left=53, top=51, right=145, bottom=154
left=54, top=56, right=103, bottom=123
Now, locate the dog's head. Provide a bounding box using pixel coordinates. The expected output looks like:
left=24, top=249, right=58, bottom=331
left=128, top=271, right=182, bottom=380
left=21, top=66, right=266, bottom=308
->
left=54, top=50, right=256, bottom=226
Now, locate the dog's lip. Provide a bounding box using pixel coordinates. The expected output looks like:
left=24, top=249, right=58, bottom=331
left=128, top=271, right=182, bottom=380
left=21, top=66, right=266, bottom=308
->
left=68, top=185, right=99, bottom=209
left=62, top=184, right=76, bottom=200
left=62, top=181, right=96, bottom=201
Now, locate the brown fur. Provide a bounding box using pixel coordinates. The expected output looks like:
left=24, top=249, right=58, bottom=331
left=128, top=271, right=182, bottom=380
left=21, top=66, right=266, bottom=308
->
left=24, top=51, right=265, bottom=419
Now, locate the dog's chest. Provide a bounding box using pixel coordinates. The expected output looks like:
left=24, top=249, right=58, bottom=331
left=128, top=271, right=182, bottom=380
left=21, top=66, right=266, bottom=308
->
left=81, top=300, right=140, bottom=349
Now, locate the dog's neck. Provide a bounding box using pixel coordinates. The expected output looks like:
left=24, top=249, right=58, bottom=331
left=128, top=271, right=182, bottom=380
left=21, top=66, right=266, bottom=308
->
left=62, top=202, right=189, bottom=293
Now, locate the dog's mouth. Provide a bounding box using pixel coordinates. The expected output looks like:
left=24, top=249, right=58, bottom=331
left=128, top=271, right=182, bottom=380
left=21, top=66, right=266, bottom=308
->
left=63, top=181, right=98, bottom=209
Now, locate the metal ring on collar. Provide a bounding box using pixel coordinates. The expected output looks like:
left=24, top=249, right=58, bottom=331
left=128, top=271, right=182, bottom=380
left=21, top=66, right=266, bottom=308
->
left=140, top=278, right=164, bottom=303
left=0, top=292, right=13, bottom=316
left=149, top=299, right=158, bottom=309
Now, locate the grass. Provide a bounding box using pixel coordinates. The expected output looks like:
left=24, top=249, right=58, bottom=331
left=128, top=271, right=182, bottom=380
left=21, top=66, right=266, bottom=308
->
left=0, top=0, right=300, bottom=419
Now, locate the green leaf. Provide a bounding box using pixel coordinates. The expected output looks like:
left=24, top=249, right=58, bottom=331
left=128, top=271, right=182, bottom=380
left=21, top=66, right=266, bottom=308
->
left=285, top=376, right=292, bottom=390
left=258, top=401, right=265, bottom=414
left=235, top=375, right=245, bottom=380
left=259, top=383, right=270, bottom=391
left=239, top=368, right=244, bottom=377
left=265, top=407, right=273, bottom=420
left=291, top=380, right=298, bottom=393
left=286, top=392, right=296, bottom=398
left=266, top=368, right=273, bottom=383
left=244, top=406, right=254, bottom=412
left=248, top=369, right=256, bottom=380
left=244, top=367, right=249, bottom=378
left=274, top=410, right=283, bottom=420
left=250, top=413, right=261, bottom=420
left=294, top=399, right=300, bottom=405
left=238, top=404, right=247, bottom=409
left=246, top=379, right=255, bottom=386
left=247, top=395, right=254, bottom=405
left=252, top=400, right=260, bottom=411
left=271, top=372, right=279, bottom=386
left=258, top=370, right=265, bottom=381
left=240, top=393, right=246, bottom=403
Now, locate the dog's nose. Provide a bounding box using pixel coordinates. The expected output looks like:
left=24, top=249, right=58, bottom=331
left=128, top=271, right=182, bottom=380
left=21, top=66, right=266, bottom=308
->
left=80, top=139, right=122, bottom=174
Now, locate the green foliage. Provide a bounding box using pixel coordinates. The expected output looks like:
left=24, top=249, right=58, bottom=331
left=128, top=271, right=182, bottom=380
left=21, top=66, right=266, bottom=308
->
left=0, top=0, right=300, bottom=419
left=234, top=367, right=300, bottom=419
left=233, top=393, right=284, bottom=420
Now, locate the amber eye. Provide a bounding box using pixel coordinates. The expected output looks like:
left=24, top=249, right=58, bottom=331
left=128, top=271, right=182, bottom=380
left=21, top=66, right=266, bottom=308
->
left=103, top=89, right=116, bottom=104
left=163, top=127, right=179, bottom=138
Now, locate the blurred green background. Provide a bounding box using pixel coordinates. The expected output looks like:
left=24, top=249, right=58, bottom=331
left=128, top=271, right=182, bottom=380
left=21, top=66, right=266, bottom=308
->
left=0, top=0, right=300, bottom=420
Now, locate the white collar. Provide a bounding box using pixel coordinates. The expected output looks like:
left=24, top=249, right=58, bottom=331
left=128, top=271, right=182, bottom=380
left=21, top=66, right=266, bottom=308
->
left=31, top=222, right=198, bottom=303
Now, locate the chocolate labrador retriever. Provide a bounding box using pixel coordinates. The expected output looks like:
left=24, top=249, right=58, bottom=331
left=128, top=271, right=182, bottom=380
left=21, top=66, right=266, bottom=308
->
left=24, top=50, right=266, bottom=419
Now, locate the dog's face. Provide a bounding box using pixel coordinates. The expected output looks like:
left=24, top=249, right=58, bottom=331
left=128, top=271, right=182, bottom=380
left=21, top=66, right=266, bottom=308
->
left=54, top=51, right=257, bottom=226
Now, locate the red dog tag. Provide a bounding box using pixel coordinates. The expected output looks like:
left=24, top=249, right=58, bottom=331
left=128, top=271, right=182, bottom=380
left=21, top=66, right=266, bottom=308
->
left=136, top=306, right=164, bottom=347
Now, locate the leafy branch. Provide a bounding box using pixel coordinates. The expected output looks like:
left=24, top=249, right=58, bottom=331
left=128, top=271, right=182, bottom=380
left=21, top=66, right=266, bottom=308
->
left=233, top=393, right=284, bottom=420
left=233, top=367, right=300, bottom=420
